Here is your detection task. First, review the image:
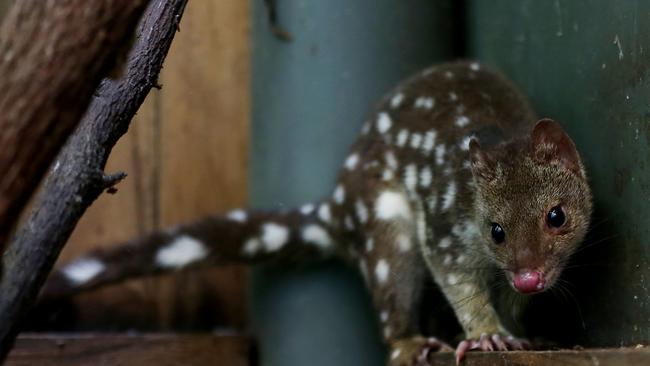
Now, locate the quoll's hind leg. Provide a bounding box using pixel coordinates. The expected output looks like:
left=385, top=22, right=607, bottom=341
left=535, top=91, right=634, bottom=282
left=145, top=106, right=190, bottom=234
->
left=359, top=221, right=451, bottom=366
left=389, top=336, right=453, bottom=366
left=425, top=243, right=531, bottom=364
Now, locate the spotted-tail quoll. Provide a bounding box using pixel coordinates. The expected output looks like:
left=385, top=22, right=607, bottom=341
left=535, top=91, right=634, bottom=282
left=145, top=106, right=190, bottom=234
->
left=41, top=62, right=592, bottom=365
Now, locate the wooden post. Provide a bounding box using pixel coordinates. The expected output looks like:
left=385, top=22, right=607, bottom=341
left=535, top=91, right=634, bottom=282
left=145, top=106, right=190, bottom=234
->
left=0, top=0, right=149, bottom=253
left=0, top=0, right=188, bottom=360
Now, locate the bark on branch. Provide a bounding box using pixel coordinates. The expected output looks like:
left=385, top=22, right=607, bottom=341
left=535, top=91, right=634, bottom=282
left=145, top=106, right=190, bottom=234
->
left=0, top=0, right=150, bottom=253
left=0, top=0, right=189, bottom=360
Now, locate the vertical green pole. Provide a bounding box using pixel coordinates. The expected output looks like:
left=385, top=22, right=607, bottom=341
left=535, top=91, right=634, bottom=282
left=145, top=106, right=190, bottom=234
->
left=250, top=1, right=454, bottom=365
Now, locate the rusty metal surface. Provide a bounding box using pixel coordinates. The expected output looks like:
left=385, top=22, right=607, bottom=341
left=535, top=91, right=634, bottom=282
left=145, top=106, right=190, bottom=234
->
left=467, top=0, right=650, bottom=347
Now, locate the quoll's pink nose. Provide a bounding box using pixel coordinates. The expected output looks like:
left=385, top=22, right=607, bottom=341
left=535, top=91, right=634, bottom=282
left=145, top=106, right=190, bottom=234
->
left=513, top=270, right=545, bottom=294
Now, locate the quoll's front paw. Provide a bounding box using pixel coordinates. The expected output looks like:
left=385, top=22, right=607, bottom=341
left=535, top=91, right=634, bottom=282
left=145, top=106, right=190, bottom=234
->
left=389, top=336, right=453, bottom=366
left=455, top=333, right=531, bottom=364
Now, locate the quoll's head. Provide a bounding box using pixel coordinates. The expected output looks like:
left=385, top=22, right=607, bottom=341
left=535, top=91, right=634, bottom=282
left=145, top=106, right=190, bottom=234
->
left=469, top=119, right=592, bottom=294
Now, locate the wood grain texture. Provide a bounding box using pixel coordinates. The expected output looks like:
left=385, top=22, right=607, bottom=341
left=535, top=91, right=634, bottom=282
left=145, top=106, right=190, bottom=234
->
left=55, top=0, right=251, bottom=330
left=0, top=0, right=148, bottom=252
left=6, top=334, right=252, bottom=366
left=0, top=0, right=196, bottom=360
left=428, top=348, right=650, bottom=366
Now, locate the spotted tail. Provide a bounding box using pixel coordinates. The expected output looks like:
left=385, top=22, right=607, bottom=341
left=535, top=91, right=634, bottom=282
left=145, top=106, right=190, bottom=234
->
left=40, top=203, right=340, bottom=300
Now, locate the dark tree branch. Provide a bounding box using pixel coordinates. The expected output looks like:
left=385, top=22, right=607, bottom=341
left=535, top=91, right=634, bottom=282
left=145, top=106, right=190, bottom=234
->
left=0, top=0, right=189, bottom=360
left=0, top=0, right=150, bottom=253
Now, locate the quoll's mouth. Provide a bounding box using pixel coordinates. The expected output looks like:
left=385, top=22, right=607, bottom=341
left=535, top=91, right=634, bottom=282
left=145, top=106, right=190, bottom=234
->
left=511, top=269, right=546, bottom=294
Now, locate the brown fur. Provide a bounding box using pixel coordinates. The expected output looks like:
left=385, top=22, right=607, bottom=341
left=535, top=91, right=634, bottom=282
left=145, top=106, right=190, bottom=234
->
left=42, top=62, right=592, bottom=366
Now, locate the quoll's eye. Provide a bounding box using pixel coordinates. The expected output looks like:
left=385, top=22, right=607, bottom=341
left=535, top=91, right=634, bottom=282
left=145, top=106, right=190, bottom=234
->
left=490, top=223, right=505, bottom=244
left=547, top=206, right=566, bottom=228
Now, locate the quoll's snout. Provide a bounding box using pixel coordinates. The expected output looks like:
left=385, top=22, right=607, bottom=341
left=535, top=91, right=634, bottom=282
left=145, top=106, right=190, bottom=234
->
left=513, top=270, right=545, bottom=294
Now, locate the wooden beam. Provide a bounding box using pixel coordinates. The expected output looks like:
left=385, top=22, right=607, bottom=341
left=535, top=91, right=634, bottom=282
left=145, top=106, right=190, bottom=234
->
left=0, top=0, right=149, bottom=253
left=6, top=334, right=252, bottom=366
left=429, top=347, right=650, bottom=366
left=0, top=0, right=188, bottom=361
left=5, top=334, right=649, bottom=366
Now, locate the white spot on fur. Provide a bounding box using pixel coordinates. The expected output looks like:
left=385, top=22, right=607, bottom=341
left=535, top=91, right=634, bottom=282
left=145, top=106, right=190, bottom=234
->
left=414, top=96, right=434, bottom=109
left=442, top=181, right=457, bottom=211
left=243, top=238, right=261, bottom=255
left=403, top=164, right=417, bottom=193
left=383, top=326, right=392, bottom=338
left=449, top=92, right=458, bottom=101
left=385, top=151, right=398, bottom=170
left=391, top=348, right=402, bottom=360
left=227, top=209, right=247, bottom=222
left=396, top=129, right=409, bottom=147
left=396, top=234, right=412, bottom=252
left=470, top=62, right=480, bottom=71
left=355, top=200, right=369, bottom=224
left=444, top=71, right=454, bottom=79
left=300, top=203, right=315, bottom=215
left=344, top=153, right=359, bottom=170
left=410, top=133, right=422, bottom=149
left=422, top=130, right=437, bottom=153
left=302, top=225, right=332, bottom=249
left=438, top=236, right=452, bottom=249
left=375, top=191, right=412, bottom=220
left=380, top=310, right=389, bottom=323
left=333, top=185, right=345, bottom=204
left=156, top=236, right=208, bottom=268
left=382, top=169, right=394, bottom=181
left=377, top=112, right=392, bottom=133
left=419, top=166, right=432, bottom=187
left=318, top=203, right=331, bottom=223
left=344, top=215, right=355, bottom=231
left=62, top=258, right=105, bottom=285
left=455, top=115, right=470, bottom=127
left=366, top=238, right=374, bottom=252
left=427, top=194, right=438, bottom=213
left=456, top=255, right=467, bottom=264
left=460, top=135, right=473, bottom=151
left=390, top=93, right=404, bottom=108
left=435, top=144, right=446, bottom=165
left=443, top=254, right=453, bottom=266
left=375, top=259, right=390, bottom=284
left=261, top=223, right=290, bottom=251
left=447, top=273, right=460, bottom=285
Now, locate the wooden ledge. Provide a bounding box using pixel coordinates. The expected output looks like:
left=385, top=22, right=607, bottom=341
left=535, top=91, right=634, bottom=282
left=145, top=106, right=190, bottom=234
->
left=6, top=333, right=253, bottom=366
left=5, top=333, right=649, bottom=366
left=430, top=347, right=650, bottom=366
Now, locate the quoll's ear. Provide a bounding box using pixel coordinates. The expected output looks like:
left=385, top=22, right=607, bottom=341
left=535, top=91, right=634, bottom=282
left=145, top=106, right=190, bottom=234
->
left=531, top=119, right=583, bottom=176
left=469, top=138, right=497, bottom=181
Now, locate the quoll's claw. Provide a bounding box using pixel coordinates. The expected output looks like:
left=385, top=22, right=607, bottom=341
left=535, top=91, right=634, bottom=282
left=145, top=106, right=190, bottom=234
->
left=454, top=334, right=531, bottom=365
left=390, top=336, right=453, bottom=366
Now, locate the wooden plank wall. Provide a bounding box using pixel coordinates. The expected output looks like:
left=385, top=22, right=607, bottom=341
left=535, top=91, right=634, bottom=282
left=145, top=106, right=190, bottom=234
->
left=51, top=0, right=250, bottom=330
